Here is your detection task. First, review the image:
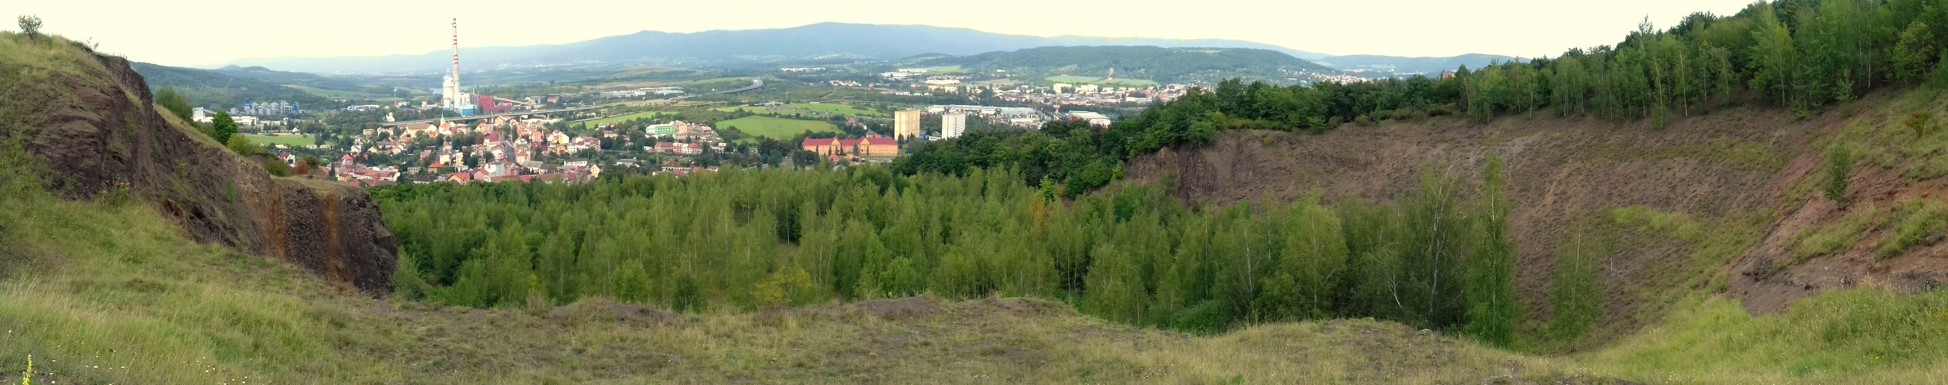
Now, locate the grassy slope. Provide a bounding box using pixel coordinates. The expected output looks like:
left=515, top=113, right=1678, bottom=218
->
left=243, top=134, right=315, bottom=147
left=716, top=116, right=840, bottom=140
left=0, top=187, right=1616, bottom=384
left=4, top=174, right=1942, bottom=384
left=584, top=111, right=669, bottom=126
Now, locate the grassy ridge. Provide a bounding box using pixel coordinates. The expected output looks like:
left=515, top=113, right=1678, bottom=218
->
left=0, top=184, right=1604, bottom=384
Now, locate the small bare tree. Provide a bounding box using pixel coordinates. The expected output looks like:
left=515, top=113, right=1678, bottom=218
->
left=17, top=15, right=41, bottom=39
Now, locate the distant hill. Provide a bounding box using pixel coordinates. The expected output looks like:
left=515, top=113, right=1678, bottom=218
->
left=231, top=23, right=1327, bottom=74
left=923, top=46, right=1335, bottom=85
left=132, top=63, right=411, bottom=108
left=131, top=62, right=331, bottom=109
left=1315, top=53, right=1521, bottom=76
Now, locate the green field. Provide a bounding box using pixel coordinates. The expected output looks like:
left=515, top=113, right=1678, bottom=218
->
left=715, top=116, right=839, bottom=139
left=244, top=134, right=315, bottom=147
left=786, top=103, right=884, bottom=117
left=716, top=102, right=885, bottom=117
left=284, top=85, right=399, bottom=101
left=585, top=111, right=669, bottom=126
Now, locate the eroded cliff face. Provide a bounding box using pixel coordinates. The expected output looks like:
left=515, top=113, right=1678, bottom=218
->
left=1124, top=92, right=1946, bottom=331
left=0, top=41, right=395, bottom=294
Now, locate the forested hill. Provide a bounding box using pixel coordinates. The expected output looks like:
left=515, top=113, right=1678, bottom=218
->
left=896, top=0, right=1948, bottom=194
left=130, top=62, right=331, bottom=108
left=921, top=46, right=1336, bottom=85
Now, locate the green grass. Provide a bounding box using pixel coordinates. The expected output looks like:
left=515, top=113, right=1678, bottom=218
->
left=715, top=116, right=840, bottom=140
left=242, top=134, right=315, bottom=147
left=7, top=180, right=1946, bottom=384
left=1597, top=206, right=1768, bottom=331
left=1841, top=89, right=1948, bottom=180
left=1787, top=205, right=1878, bottom=265
left=0, top=182, right=1619, bottom=383
left=584, top=111, right=669, bottom=126
left=1580, top=291, right=1948, bottom=384
left=784, top=103, right=884, bottom=117
left=1879, top=200, right=1948, bottom=258
left=283, top=85, right=394, bottom=101
left=716, top=103, right=885, bottom=117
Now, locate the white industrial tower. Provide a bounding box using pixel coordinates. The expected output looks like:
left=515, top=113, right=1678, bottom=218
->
left=441, top=18, right=477, bottom=115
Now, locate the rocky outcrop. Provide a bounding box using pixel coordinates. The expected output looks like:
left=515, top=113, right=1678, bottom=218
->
left=0, top=39, right=395, bottom=294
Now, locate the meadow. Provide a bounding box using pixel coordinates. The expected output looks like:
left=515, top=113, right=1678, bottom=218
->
left=714, top=116, right=840, bottom=139
left=243, top=134, right=315, bottom=147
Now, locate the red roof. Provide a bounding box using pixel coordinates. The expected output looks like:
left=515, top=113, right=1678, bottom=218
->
left=837, top=139, right=862, bottom=148
left=802, top=138, right=837, bottom=147
left=862, top=137, right=896, bottom=146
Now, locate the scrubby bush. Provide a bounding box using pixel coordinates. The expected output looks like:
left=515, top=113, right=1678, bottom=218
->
left=1824, top=145, right=1853, bottom=204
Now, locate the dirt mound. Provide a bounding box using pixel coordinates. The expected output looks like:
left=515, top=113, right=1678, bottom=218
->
left=549, top=298, right=682, bottom=326
left=0, top=38, right=396, bottom=294
left=850, top=296, right=944, bottom=321
left=1125, top=91, right=1947, bottom=331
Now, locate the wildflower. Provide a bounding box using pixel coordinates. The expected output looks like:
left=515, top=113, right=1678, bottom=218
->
left=21, top=355, right=32, bottom=385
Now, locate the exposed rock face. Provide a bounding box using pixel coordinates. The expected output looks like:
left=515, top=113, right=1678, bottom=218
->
left=0, top=42, right=395, bottom=294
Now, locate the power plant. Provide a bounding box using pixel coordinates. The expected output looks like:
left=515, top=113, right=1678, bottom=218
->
left=440, top=18, right=478, bottom=116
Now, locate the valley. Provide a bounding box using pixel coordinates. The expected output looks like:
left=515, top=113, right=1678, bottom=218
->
left=6, top=0, right=1948, bottom=384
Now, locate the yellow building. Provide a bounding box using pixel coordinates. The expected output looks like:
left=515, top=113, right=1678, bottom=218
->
left=894, top=110, right=923, bottom=140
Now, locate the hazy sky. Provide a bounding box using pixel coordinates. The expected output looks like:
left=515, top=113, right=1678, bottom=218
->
left=10, top=0, right=1757, bottom=68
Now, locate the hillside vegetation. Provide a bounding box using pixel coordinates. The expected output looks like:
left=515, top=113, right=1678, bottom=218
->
left=0, top=152, right=1615, bottom=384
left=6, top=136, right=1948, bottom=384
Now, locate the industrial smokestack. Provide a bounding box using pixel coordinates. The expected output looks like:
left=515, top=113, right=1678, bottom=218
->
left=451, top=18, right=460, bottom=87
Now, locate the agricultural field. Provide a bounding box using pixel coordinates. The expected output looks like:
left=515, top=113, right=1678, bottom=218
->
left=715, top=116, right=840, bottom=139
left=243, top=134, right=316, bottom=147
left=283, top=85, right=399, bottom=101
left=584, top=111, right=670, bottom=126
left=715, top=102, right=884, bottom=117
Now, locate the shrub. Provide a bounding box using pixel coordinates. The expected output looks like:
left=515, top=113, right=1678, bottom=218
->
left=1906, top=112, right=1935, bottom=138
left=156, top=87, right=193, bottom=122
left=1824, top=145, right=1853, bottom=204
left=226, top=135, right=258, bottom=156
left=263, top=157, right=292, bottom=177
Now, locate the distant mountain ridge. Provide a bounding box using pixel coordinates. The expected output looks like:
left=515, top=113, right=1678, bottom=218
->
left=230, top=23, right=1331, bottom=74
left=924, top=46, right=1334, bottom=85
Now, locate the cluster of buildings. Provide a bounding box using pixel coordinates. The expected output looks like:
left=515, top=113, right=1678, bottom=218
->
left=925, top=105, right=1046, bottom=130
left=597, top=87, right=685, bottom=99
left=339, top=116, right=612, bottom=186
left=800, top=136, right=899, bottom=163
left=334, top=154, right=403, bottom=188
left=230, top=100, right=302, bottom=117
left=989, top=83, right=1188, bottom=109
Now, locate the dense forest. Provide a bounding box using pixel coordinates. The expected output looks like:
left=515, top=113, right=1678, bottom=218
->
left=898, top=0, right=1948, bottom=191
left=377, top=164, right=1520, bottom=345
